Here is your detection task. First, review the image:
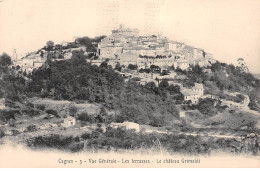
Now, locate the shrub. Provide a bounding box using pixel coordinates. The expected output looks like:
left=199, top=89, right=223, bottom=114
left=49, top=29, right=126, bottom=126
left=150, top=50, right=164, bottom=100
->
left=26, top=125, right=37, bottom=132
left=77, top=112, right=95, bottom=123
left=0, top=110, right=16, bottom=122
left=27, top=134, right=76, bottom=150
left=0, top=129, right=5, bottom=138
left=81, top=132, right=92, bottom=140
left=128, top=64, right=138, bottom=70
left=36, top=104, right=45, bottom=111
left=197, top=98, right=217, bottom=116
left=68, top=142, right=84, bottom=152
left=26, top=102, right=34, bottom=109
left=11, top=130, right=20, bottom=136
left=46, top=109, right=59, bottom=117
left=27, top=109, right=41, bottom=117
left=69, top=105, right=77, bottom=117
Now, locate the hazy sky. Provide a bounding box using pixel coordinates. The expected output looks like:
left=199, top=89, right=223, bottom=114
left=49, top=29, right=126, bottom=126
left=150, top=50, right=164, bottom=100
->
left=1, top=0, right=260, bottom=73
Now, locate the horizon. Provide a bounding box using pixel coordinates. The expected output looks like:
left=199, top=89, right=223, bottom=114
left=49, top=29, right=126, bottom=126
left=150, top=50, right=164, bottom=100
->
left=1, top=0, right=260, bottom=73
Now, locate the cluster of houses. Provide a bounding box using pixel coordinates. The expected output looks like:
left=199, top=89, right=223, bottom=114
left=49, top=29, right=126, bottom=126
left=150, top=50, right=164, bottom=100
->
left=12, top=46, right=87, bottom=73
left=113, top=69, right=205, bottom=104
left=12, top=25, right=216, bottom=74
left=97, top=24, right=216, bottom=71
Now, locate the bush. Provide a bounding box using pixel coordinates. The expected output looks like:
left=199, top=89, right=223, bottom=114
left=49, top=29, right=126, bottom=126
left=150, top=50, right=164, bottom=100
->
left=46, top=109, right=59, bottom=117
left=0, top=129, right=5, bottom=138
left=68, top=142, right=84, bottom=152
left=27, top=109, right=41, bottom=117
left=77, top=112, right=95, bottom=123
left=26, top=125, right=37, bottom=132
left=128, top=64, right=138, bottom=70
left=36, top=104, right=45, bottom=111
left=197, top=98, right=217, bottom=116
left=11, top=130, right=20, bottom=136
left=27, top=134, right=77, bottom=150
left=0, top=110, right=16, bottom=122
left=26, top=102, right=34, bottom=109
left=69, top=105, right=77, bottom=117
left=81, top=132, right=92, bottom=140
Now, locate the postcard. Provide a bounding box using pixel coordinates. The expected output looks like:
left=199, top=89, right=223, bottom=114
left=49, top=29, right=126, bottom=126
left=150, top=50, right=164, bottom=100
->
left=0, top=0, right=260, bottom=168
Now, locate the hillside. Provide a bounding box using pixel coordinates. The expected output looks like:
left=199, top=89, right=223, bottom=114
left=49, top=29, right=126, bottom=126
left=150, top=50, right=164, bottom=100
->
left=1, top=50, right=260, bottom=156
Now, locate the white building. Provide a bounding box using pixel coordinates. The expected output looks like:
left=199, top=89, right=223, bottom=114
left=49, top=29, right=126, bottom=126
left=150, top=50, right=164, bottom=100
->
left=110, top=121, right=140, bottom=132
left=174, top=59, right=189, bottom=70
left=181, top=90, right=201, bottom=104
left=61, top=116, right=76, bottom=127
left=181, top=83, right=204, bottom=104
left=0, top=98, right=5, bottom=110
left=192, top=83, right=204, bottom=97
left=179, top=111, right=186, bottom=118
left=64, top=52, right=73, bottom=60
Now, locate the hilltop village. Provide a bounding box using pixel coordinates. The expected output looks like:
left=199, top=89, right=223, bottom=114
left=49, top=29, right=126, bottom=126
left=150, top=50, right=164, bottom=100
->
left=12, top=25, right=218, bottom=104
left=14, top=25, right=215, bottom=72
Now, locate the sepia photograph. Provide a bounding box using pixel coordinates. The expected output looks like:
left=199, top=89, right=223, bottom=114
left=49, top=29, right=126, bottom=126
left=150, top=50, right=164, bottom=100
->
left=0, top=0, right=260, bottom=168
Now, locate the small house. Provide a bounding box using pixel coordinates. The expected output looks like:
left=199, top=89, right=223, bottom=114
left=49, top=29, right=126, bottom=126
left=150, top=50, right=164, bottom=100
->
left=61, top=116, right=76, bottom=127
left=110, top=121, right=140, bottom=132
left=0, top=98, right=5, bottom=109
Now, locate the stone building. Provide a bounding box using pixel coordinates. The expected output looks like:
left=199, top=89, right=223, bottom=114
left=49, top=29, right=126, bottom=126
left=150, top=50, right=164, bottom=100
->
left=110, top=121, right=140, bottom=132
left=97, top=25, right=214, bottom=70
left=61, top=116, right=76, bottom=127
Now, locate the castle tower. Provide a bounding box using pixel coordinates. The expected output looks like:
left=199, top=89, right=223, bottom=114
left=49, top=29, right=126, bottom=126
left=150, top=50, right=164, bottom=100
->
left=13, top=49, right=18, bottom=60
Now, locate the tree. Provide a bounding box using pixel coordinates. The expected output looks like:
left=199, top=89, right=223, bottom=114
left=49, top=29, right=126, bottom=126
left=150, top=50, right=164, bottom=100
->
left=46, top=109, right=59, bottom=117
left=69, top=105, right=77, bottom=117
left=100, top=61, right=108, bottom=68
left=99, top=106, right=108, bottom=123
left=150, top=65, right=161, bottom=73
left=159, top=79, right=169, bottom=89
left=26, top=124, right=37, bottom=132
left=46, top=40, right=54, bottom=48
left=167, top=84, right=180, bottom=93
left=46, top=40, right=54, bottom=51
left=146, top=82, right=156, bottom=89
left=128, top=64, right=138, bottom=70
left=115, top=62, right=121, bottom=71
left=0, top=53, right=12, bottom=67
left=197, top=98, right=217, bottom=116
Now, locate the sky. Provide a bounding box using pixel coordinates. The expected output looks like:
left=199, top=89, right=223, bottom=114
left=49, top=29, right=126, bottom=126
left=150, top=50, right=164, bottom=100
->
left=0, top=0, right=260, bottom=73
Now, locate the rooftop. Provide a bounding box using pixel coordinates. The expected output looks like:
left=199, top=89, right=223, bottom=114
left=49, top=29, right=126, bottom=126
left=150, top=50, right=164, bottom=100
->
left=194, top=83, right=204, bottom=89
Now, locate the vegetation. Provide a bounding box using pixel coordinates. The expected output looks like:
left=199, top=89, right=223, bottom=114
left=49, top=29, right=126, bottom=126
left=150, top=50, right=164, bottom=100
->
left=128, top=64, right=138, bottom=70
left=174, top=62, right=260, bottom=111
left=46, top=109, right=59, bottom=118
left=195, top=98, right=220, bottom=116
left=26, top=128, right=260, bottom=155
left=26, top=124, right=37, bottom=132
left=75, top=36, right=106, bottom=52
left=24, top=52, right=180, bottom=126
left=36, top=104, right=45, bottom=111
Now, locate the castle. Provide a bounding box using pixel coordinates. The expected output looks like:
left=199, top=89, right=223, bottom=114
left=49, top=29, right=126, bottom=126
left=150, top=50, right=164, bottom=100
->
left=97, top=25, right=215, bottom=70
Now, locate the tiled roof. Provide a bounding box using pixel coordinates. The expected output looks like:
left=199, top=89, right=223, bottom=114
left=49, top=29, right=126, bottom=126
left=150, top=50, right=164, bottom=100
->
left=180, top=89, right=200, bottom=96
left=194, top=83, right=203, bottom=89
